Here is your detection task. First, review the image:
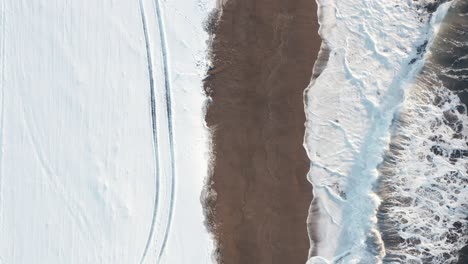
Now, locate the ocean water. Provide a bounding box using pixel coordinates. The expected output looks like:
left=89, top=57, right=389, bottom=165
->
left=378, top=1, right=468, bottom=263
left=304, top=0, right=464, bottom=263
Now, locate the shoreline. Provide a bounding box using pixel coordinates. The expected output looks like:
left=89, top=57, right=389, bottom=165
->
left=303, top=0, right=333, bottom=256
left=203, top=0, right=321, bottom=263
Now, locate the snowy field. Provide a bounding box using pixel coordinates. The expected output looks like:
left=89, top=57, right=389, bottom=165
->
left=0, top=0, right=215, bottom=263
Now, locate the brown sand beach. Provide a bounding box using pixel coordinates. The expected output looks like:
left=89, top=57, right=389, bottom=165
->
left=203, top=0, right=321, bottom=263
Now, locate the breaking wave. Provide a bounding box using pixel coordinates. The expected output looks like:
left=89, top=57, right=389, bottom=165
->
left=378, top=1, right=468, bottom=263
left=304, top=0, right=462, bottom=263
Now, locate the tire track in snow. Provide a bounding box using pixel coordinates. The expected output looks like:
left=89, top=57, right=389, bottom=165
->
left=138, top=0, right=162, bottom=262
left=0, top=0, right=7, bottom=228
left=138, top=0, right=176, bottom=262
left=152, top=0, right=176, bottom=260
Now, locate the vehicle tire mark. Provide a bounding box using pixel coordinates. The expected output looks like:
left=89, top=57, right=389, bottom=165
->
left=152, top=0, right=176, bottom=260
left=138, top=0, right=162, bottom=262
left=138, top=0, right=176, bottom=261
left=0, top=0, right=6, bottom=227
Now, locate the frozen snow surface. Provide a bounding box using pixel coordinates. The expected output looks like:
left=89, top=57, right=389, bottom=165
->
left=305, top=0, right=454, bottom=263
left=0, top=0, right=215, bottom=263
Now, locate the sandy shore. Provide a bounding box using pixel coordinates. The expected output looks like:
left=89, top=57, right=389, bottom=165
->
left=203, top=0, right=321, bottom=263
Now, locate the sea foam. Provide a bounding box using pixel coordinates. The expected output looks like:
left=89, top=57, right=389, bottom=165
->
left=378, top=1, right=468, bottom=263
left=304, top=0, right=452, bottom=262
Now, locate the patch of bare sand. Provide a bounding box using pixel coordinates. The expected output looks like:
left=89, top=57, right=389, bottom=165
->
left=203, top=0, right=321, bottom=263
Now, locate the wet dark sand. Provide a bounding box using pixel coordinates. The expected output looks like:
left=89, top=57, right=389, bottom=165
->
left=203, top=0, right=321, bottom=263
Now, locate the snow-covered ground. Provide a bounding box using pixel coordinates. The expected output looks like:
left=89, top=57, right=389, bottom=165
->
left=0, top=0, right=214, bottom=263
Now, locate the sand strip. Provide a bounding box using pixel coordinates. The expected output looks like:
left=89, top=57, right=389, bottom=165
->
left=203, top=0, right=321, bottom=263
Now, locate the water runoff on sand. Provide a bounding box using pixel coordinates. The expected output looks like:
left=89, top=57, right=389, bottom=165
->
left=377, top=1, right=468, bottom=263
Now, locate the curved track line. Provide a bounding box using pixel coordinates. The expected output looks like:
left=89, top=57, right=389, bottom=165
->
left=138, top=0, right=176, bottom=262
left=152, top=0, right=176, bottom=260
left=0, top=0, right=6, bottom=225
left=138, top=0, right=162, bottom=262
